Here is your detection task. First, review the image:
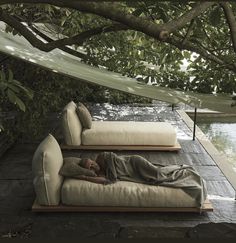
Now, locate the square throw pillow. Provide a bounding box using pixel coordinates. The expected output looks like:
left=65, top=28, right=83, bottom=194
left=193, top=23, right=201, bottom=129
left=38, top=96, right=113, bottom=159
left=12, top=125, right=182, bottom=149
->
left=76, top=102, right=92, bottom=129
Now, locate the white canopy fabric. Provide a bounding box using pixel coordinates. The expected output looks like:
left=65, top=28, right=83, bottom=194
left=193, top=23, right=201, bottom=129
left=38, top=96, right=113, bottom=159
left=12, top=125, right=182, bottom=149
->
left=0, top=22, right=236, bottom=113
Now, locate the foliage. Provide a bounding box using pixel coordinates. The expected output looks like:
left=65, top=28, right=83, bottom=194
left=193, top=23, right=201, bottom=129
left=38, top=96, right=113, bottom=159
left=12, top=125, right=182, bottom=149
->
left=1, top=1, right=236, bottom=141
left=0, top=66, right=33, bottom=136
left=1, top=1, right=236, bottom=94
left=0, top=57, right=150, bottom=141
left=0, top=68, right=33, bottom=111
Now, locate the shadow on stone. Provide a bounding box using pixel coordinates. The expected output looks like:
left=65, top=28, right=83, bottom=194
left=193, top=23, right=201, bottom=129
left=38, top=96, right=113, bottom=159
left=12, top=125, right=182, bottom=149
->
left=187, top=223, right=236, bottom=238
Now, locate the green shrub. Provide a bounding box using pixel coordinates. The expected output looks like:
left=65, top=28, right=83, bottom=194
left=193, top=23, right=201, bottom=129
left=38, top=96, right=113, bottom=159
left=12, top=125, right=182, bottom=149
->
left=0, top=58, right=151, bottom=141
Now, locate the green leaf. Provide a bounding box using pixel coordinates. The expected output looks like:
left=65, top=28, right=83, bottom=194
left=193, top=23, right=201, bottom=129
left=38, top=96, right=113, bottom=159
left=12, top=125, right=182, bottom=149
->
left=12, top=29, right=19, bottom=36
left=0, top=82, right=7, bottom=92
left=144, top=76, right=149, bottom=83
left=7, top=89, right=16, bottom=104
left=8, top=69, right=14, bottom=82
left=136, top=77, right=144, bottom=83
left=209, top=7, right=221, bottom=27
left=7, top=83, right=20, bottom=93
left=161, top=54, right=168, bottom=64
left=60, top=16, right=67, bottom=26
left=183, top=51, right=191, bottom=59
left=132, top=8, right=144, bottom=17
left=14, top=95, right=26, bottom=112
left=7, top=89, right=26, bottom=112
left=11, top=80, right=34, bottom=99
left=0, top=71, right=6, bottom=82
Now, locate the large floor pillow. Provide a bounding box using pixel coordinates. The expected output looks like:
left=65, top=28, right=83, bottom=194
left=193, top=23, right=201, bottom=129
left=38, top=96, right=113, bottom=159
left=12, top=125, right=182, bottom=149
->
left=32, top=134, right=63, bottom=205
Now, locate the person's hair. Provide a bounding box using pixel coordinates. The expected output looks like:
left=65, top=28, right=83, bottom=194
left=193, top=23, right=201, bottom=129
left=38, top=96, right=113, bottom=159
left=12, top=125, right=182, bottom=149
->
left=80, top=158, right=91, bottom=169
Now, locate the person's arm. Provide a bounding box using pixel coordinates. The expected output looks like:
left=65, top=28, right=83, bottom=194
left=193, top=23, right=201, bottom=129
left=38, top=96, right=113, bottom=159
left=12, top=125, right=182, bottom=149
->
left=77, top=175, right=109, bottom=185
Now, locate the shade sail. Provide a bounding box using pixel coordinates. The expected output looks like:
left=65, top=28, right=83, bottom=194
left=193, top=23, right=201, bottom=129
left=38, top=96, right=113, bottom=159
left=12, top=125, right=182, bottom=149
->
left=1, top=22, right=236, bottom=113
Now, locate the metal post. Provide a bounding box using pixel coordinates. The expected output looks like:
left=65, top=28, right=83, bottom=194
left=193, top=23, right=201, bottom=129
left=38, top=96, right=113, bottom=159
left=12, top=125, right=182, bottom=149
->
left=171, top=104, right=174, bottom=111
left=193, top=107, right=197, bottom=141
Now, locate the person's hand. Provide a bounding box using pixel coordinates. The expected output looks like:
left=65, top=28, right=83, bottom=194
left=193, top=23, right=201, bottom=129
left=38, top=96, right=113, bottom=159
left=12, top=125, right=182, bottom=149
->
left=92, top=176, right=109, bottom=184
left=82, top=168, right=97, bottom=177
left=76, top=175, right=110, bottom=185
left=87, top=176, right=110, bottom=185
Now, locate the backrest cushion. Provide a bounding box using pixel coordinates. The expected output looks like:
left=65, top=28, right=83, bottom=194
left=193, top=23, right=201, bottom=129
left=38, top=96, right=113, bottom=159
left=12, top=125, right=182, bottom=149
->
left=32, top=134, right=63, bottom=205
left=76, top=102, right=92, bottom=129
left=62, top=101, right=82, bottom=145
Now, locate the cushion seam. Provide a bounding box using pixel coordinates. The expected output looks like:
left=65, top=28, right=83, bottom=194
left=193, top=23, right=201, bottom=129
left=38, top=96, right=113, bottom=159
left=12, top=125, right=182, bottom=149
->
left=65, top=111, right=73, bottom=145
left=42, top=151, right=50, bottom=205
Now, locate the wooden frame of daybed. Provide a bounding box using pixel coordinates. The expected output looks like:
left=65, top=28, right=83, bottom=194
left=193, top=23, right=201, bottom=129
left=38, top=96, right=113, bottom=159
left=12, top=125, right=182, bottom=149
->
left=60, top=141, right=181, bottom=151
left=32, top=199, right=213, bottom=213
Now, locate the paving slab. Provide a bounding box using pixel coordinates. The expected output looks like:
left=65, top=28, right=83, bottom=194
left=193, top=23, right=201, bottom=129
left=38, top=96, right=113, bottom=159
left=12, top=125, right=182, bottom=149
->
left=0, top=102, right=236, bottom=238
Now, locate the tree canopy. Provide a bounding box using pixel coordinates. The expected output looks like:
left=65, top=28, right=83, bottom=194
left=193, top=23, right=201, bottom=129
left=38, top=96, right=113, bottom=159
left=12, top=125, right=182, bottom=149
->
left=0, top=1, right=236, bottom=94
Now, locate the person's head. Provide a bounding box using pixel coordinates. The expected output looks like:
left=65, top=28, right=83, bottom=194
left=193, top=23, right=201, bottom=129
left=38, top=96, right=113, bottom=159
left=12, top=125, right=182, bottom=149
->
left=82, top=158, right=100, bottom=173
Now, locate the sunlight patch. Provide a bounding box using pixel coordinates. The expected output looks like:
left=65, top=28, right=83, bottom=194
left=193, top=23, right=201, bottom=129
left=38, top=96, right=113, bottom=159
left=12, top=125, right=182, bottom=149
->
left=5, top=45, right=14, bottom=51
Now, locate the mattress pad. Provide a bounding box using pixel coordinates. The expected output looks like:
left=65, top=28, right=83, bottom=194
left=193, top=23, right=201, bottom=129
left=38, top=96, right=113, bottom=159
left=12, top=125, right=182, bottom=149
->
left=82, top=121, right=177, bottom=146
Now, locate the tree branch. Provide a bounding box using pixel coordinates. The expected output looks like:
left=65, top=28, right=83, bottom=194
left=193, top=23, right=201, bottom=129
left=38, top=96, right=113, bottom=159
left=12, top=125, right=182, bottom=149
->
left=0, top=8, right=52, bottom=51
left=189, top=36, right=224, bottom=58
left=202, top=24, right=212, bottom=43
left=28, top=24, right=87, bottom=59
left=182, top=19, right=195, bottom=45
left=189, top=19, right=229, bottom=57
left=0, top=0, right=234, bottom=74
left=221, top=2, right=236, bottom=53
left=68, top=24, right=128, bottom=46
left=142, top=1, right=155, bottom=21
left=0, top=0, right=215, bottom=41
left=167, top=36, right=236, bottom=72
left=165, top=2, right=215, bottom=33
left=0, top=9, right=128, bottom=52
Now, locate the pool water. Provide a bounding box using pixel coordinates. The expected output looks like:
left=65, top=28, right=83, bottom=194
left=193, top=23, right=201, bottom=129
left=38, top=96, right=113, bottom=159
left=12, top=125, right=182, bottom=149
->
left=198, top=122, right=236, bottom=166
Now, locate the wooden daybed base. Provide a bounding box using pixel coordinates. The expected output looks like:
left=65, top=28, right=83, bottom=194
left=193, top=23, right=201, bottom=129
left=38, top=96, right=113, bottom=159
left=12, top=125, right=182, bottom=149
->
left=60, top=142, right=181, bottom=151
left=32, top=199, right=213, bottom=213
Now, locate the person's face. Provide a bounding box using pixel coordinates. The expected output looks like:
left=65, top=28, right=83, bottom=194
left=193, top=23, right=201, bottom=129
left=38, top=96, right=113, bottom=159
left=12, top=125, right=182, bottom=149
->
left=84, top=159, right=100, bottom=173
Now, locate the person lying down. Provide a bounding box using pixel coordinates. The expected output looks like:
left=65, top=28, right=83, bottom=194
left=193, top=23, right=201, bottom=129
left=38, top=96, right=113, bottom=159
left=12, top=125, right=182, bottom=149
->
left=59, top=152, right=207, bottom=206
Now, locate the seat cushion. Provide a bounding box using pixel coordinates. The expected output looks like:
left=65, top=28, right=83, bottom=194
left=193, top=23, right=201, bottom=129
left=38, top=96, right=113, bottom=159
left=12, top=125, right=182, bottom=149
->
left=32, top=134, right=63, bottom=205
left=82, top=121, right=177, bottom=146
left=61, top=179, right=198, bottom=207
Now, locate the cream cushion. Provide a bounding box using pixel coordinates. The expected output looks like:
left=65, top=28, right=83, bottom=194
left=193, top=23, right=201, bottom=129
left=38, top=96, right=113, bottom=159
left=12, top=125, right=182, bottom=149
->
left=61, top=179, right=198, bottom=207
left=76, top=102, right=92, bottom=129
left=62, top=101, right=82, bottom=145
left=32, top=134, right=63, bottom=205
left=82, top=121, right=177, bottom=146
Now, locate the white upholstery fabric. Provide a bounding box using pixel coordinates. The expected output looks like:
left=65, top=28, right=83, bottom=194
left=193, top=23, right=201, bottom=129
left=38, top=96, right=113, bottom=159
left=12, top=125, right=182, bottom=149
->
left=62, top=101, right=82, bottom=145
left=61, top=179, right=198, bottom=207
left=32, top=134, right=63, bottom=205
left=82, top=121, right=177, bottom=146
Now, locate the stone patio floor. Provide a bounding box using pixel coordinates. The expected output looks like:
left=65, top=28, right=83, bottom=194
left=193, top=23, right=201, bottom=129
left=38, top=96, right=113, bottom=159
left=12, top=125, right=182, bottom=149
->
left=0, top=102, right=236, bottom=238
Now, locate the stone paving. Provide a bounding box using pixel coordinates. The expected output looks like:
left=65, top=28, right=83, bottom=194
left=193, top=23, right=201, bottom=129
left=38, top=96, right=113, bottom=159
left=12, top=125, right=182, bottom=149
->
left=0, top=102, right=236, bottom=238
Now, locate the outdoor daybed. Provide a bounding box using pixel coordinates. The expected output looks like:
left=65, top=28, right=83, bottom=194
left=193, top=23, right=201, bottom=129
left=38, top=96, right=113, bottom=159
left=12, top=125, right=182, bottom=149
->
left=61, top=101, right=181, bottom=151
left=32, top=134, right=213, bottom=213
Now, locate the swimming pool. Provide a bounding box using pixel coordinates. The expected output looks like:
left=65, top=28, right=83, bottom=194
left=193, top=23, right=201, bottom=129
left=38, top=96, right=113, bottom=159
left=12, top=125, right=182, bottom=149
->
left=198, top=121, right=236, bottom=167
